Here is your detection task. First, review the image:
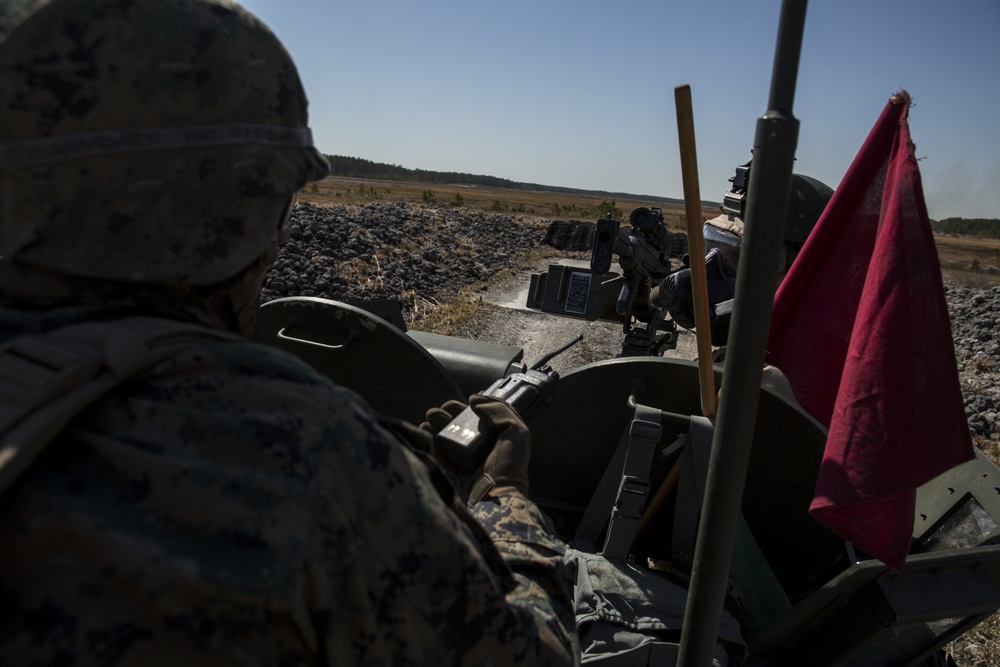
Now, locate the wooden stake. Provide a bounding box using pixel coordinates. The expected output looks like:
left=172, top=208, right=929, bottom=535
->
left=674, top=84, right=717, bottom=418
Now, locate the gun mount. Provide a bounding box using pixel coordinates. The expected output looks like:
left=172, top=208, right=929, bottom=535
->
left=527, top=207, right=683, bottom=357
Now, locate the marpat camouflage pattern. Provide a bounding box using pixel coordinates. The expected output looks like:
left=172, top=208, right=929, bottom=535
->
left=0, top=304, right=578, bottom=665
left=0, top=0, right=579, bottom=663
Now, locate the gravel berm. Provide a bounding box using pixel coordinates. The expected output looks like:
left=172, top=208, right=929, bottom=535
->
left=263, top=201, right=1000, bottom=442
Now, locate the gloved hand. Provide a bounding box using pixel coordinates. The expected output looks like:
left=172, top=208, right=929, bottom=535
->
left=465, top=393, right=532, bottom=505
left=420, top=399, right=473, bottom=483
left=420, top=399, right=466, bottom=435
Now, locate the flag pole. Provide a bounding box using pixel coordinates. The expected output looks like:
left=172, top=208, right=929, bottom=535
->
left=677, top=0, right=807, bottom=664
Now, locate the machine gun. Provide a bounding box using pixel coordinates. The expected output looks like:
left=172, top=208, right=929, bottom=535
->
left=527, top=207, right=683, bottom=357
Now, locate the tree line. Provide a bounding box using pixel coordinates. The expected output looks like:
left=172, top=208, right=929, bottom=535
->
left=323, top=154, right=683, bottom=206
left=931, top=217, right=1000, bottom=239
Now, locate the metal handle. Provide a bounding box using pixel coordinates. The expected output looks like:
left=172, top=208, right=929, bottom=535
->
left=276, top=326, right=356, bottom=350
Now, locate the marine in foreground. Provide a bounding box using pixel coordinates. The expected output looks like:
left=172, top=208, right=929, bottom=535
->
left=0, top=0, right=578, bottom=664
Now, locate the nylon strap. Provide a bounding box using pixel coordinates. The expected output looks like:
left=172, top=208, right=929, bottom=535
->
left=600, top=402, right=662, bottom=560
left=671, top=415, right=715, bottom=571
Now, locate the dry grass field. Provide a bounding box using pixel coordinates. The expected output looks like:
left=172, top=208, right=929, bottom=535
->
left=300, top=175, right=707, bottom=232
left=937, top=234, right=1000, bottom=288
left=300, top=175, right=1000, bottom=291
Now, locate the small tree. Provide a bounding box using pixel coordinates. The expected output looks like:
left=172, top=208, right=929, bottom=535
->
left=453, top=193, right=465, bottom=206
left=596, top=200, right=622, bottom=221
left=422, top=189, right=436, bottom=203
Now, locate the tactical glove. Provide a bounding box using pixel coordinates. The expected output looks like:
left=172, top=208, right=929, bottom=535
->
left=464, top=393, right=532, bottom=506
left=420, top=399, right=469, bottom=478
left=420, top=399, right=467, bottom=434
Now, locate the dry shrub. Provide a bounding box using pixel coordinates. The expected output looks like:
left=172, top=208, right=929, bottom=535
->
left=947, top=434, right=1000, bottom=666
left=971, top=357, right=997, bottom=374
left=948, top=611, right=1000, bottom=666
left=977, top=434, right=1000, bottom=464
left=406, top=288, right=484, bottom=335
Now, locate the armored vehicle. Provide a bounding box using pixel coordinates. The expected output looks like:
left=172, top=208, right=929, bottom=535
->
left=257, top=1, right=1000, bottom=664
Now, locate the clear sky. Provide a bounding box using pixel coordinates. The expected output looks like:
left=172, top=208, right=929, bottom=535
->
left=239, top=0, right=999, bottom=220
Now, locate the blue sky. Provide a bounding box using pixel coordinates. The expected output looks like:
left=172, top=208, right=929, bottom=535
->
left=239, top=0, right=999, bottom=220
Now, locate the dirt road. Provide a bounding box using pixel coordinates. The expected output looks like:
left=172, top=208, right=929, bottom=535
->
left=455, top=257, right=700, bottom=372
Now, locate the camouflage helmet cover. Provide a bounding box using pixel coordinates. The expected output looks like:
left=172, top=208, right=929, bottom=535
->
left=0, top=0, right=330, bottom=286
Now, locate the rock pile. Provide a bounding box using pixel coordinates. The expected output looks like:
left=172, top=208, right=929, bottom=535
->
left=544, top=218, right=690, bottom=257
left=262, top=201, right=544, bottom=308
left=264, top=201, right=999, bottom=441
left=946, top=285, right=1000, bottom=438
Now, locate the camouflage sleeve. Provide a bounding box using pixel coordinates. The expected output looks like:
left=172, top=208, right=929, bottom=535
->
left=309, top=389, right=579, bottom=666
left=470, top=489, right=581, bottom=665
left=0, top=335, right=575, bottom=666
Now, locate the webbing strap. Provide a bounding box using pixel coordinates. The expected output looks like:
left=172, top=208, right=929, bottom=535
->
left=600, top=403, right=662, bottom=560
left=671, top=416, right=715, bottom=571
left=0, top=317, right=238, bottom=494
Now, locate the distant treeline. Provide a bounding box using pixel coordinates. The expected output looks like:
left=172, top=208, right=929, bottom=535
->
left=324, top=154, right=684, bottom=205
left=931, top=217, right=1000, bottom=239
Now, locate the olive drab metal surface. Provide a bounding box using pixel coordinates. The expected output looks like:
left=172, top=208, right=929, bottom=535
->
left=406, top=330, right=524, bottom=398
left=525, top=356, right=843, bottom=594
left=258, top=297, right=464, bottom=424
left=254, top=294, right=1000, bottom=665
left=749, top=544, right=1000, bottom=665
left=914, top=449, right=1000, bottom=549
left=526, top=356, right=1000, bottom=665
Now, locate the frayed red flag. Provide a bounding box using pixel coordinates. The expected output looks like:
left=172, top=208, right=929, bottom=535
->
left=767, top=91, right=974, bottom=571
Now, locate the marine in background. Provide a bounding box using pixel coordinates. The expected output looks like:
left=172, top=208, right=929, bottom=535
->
left=660, top=161, right=835, bottom=349
left=0, top=1, right=577, bottom=664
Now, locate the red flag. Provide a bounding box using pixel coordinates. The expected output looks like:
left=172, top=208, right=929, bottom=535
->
left=767, top=92, right=974, bottom=571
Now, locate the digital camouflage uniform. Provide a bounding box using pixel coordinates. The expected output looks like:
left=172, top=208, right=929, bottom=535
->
left=0, top=0, right=578, bottom=664
left=0, top=302, right=577, bottom=666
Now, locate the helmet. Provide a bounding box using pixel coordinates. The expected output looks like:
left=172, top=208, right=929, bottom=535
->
left=704, top=164, right=835, bottom=281
left=0, top=0, right=330, bottom=287
left=658, top=162, right=834, bottom=346
left=784, top=174, right=835, bottom=243
left=717, top=162, right=834, bottom=244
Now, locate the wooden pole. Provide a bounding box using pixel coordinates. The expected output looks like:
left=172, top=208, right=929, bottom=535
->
left=674, top=84, right=717, bottom=418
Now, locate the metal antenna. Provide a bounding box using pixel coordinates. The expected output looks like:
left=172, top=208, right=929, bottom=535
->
left=677, top=1, right=808, bottom=664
